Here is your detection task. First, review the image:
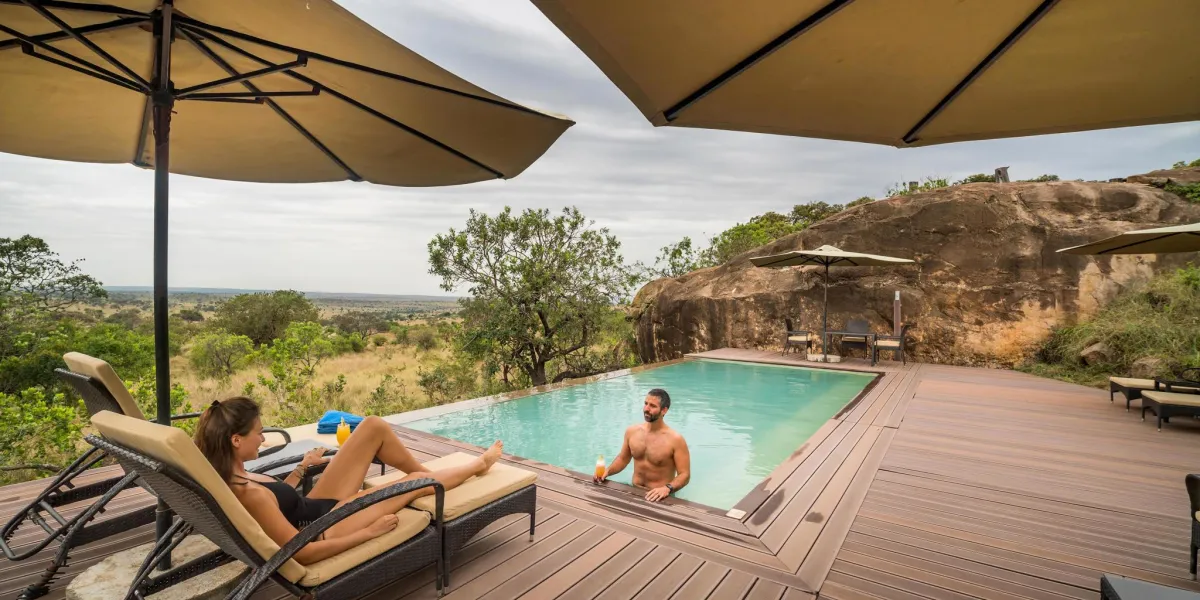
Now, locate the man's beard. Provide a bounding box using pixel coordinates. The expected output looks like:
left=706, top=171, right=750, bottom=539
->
left=644, top=412, right=658, bottom=422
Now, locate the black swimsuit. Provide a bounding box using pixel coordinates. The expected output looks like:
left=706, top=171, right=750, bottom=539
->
left=234, top=475, right=338, bottom=528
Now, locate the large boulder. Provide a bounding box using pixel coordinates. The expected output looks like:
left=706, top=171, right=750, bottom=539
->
left=1126, top=166, right=1200, bottom=186
left=632, top=180, right=1200, bottom=367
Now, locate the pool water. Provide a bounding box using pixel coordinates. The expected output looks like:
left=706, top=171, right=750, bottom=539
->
left=404, top=359, right=874, bottom=510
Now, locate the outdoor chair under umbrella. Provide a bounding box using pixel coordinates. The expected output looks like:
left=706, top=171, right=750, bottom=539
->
left=1057, top=222, right=1200, bottom=255
left=0, top=0, right=571, bottom=561
left=750, top=245, right=914, bottom=360
left=532, top=0, right=1200, bottom=147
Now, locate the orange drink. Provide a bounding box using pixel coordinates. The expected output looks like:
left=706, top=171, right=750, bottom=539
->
left=594, top=455, right=605, bottom=480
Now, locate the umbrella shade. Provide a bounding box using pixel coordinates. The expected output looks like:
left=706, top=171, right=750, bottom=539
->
left=1, top=0, right=573, bottom=185
left=532, top=0, right=1200, bottom=147
left=751, top=245, right=914, bottom=358
left=1057, top=223, right=1200, bottom=255
left=750, top=245, right=915, bottom=268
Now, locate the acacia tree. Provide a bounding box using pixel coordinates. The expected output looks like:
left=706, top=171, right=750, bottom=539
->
left=211, top=290, right=319, bottom=346
left=428, top=207, right=635, bottom=386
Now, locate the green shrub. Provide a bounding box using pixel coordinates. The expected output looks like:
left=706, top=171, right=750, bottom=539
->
left=188, top=331, right=254, bottom=381
left=414, top=329, right=437, bottom=351
left=885, top=176, right=949, bottom=197
left=363, top=374, right=419, bottom=416
left=1021, top=264, right=1200, bottom=386
left=1165, top=182, right=1200, bottom=204
left=954, top=173, right=996, bottom=185
left=0, top=388, right=84, bottom=484
left=1172, top=158, right=1200, bottom=169
left=1020, top=174, right=1060, bottom=183
left=372, top=334, right=389, bottom=347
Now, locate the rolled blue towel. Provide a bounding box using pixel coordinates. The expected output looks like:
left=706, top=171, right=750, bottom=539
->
left=317, top=410, right=365, bottom=434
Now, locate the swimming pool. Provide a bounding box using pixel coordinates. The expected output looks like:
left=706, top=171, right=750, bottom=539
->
left=404, top=359, right=875, bottom=510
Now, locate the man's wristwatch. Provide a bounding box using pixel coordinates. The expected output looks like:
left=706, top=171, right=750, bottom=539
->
left=665, top=484, right=675, bottom=495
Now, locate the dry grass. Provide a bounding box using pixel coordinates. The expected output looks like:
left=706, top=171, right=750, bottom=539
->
left=172, top=343, right=455, bottom=417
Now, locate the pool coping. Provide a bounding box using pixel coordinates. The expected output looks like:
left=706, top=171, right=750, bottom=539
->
left=386, top=354, right=884, bottom=520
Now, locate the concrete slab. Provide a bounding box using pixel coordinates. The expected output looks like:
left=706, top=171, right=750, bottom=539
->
left=67, top=535, right=247, bottom=600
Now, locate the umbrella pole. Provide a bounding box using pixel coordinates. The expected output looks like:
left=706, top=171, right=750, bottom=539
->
left=151, top=2, right=175, bottom=570
left=822, top=262, right=829, bottom=360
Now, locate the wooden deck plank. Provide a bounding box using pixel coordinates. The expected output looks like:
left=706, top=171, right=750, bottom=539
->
left=512, top=530, right=634, bottom=599
left=667, top=561, right=730, bottom=600
left=478, top=526, right=615, bottom=600
left=628, top=552, right=703, bottom=600
left=557, top=538, right=657, bottom=600
left=794, top=427, right=895, bottom=587
left=822, top=572, right=936, bottom=600
left=742, top=579, right=787, bottom=600
left=745, top=419, right=857, bottom=537
left=434, top=519, right=594, bottom=599
left=707, top=569, right=756, bottom=600
left=592, top=546, right=682, bottom=600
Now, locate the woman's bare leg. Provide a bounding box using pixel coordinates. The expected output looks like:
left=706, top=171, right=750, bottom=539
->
left=308, top=416, right=430, bottom=501
left=323, top=442, right=502, bottom=539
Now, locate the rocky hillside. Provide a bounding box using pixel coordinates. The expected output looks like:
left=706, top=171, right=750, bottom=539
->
left=632, top=169, right=1200, bottom=367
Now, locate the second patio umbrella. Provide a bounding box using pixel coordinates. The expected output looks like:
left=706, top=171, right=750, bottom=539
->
left=750, top=245, right=914, bottom=357
left=1057, top=223, right=1200, bottom=255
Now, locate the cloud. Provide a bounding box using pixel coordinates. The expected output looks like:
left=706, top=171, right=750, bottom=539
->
left=1, top=0, right=1198, bottom=295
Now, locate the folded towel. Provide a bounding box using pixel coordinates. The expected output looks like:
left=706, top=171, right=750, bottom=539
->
left=317, top=410, right=365, bottom=434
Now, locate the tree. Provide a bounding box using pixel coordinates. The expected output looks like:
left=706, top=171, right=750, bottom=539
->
left=212, top=290, right=319, bottom=346
left=329, top=310, right=389, bottom=338
left=1019, top=174, right=1060, bottom=183
left=264, top=321, right=333, bottom=377
left=954, top=173, right=996, bottom=185
left=188, top=331, right=254, bottom=381
left=428, top=207, right=636, bottom=386
left=0, top=236, right=106, bottom=359
left=845, top=196, right=874, bottom=208
left=643, top=237, right=702, bottom=279
left=788, top=201, right=843, bottom=228
left=885, top=176, right=949, bottom=197
left=701, top=211, right=799, bottom=266
left=1172, top=158, right=1200, bottom=169
left=176, top=308, right=204, bottom=322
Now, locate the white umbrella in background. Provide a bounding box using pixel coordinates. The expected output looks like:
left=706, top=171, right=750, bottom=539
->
left=1057, top=223, right=1200, bottom=255
left=751, top=245, right=914, bottom=358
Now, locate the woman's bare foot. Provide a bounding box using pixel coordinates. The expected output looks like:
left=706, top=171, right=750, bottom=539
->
left=479, top=441, right=503, bottom=474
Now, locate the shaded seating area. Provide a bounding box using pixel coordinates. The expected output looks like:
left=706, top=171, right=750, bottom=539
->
left=782, top=318, right=814, bottom=355
left=86, top=410, right=446, bottom=600
left=874, top=323, right=911, bottom=365
left=1, top=353, right=323, bottom=600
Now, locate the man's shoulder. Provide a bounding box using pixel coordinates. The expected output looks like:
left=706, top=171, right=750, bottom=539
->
left=666, top=427, right=688, bottom=444
left=624, top=423, right=643, bottom=434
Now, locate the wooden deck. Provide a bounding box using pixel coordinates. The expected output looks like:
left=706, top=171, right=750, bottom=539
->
left=3, top=349, right=1198, bottom=599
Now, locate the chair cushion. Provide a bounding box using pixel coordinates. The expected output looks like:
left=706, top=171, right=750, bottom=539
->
left=787, top=335, right=809, bottom=343
left=64, top=352, right=145, bottom=420
left=297, top=509, right=429, bottom=587
left=364, top=452, right=537, bottom=521
left=1142, top=391, right=1200, bottom=407
left=875, top=339, right=901, bottom=349
left=91, top=412, right=432, bottom=585
left=1109, top=377, right=1200, bottom=393
left=841, top=336, right=868, bottom=343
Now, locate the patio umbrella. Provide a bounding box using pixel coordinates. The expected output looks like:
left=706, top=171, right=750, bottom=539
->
left=750, top=245, right=914, bottom=357
left=1, top=0, right=571, bottom=548
left=531, top=0, right=1200, bottom=147
left=1057, top=222, right=1200, bottom=255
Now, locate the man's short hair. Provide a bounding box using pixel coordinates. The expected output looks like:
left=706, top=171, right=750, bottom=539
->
left=647, top=388, right=671, bottom=410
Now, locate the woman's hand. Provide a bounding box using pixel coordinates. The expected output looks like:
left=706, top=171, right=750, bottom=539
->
left=366, top=514, right=399, bottom=538
left=300, top=447, right=330, bottom=469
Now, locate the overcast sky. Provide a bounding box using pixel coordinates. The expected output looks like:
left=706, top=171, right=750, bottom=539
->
left=3, top=0, right=1199, bottom=296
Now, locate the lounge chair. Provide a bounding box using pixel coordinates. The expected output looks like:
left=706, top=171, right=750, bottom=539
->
left=86, top=410, right=447, bottom=600
left=839, top=319, right=876, bottom=366
left=363, top=450, right=538, bottom=591
left=873, top=323, right=910, bottom=365
left=0, top=353, right=320, bottom=600
left=1110, top=368, right=1200, bottom=410
left=782, top=318, right=814, bottom=355
left=1141, top=390, right=1200, bottom=431
left=1188, top=474, right=1200, bottom=580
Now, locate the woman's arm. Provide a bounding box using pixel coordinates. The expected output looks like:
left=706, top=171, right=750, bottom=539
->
left=240, top=485, right=386, bottom=565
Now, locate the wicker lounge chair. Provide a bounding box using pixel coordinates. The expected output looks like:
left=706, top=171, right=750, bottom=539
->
left=783, top=318, right=814, bottom=355
left=86, top=410, right=447, bottom=600
left=873, top=323, right=910, bottom=365
left=1110, top=369, right=1200, bottom=410
left=1141, top=390, right=1200, bottom=431
left=839, top=319, right=876, bottom=366
left=0, top=353, right=319, bottom=600
left=363, top=451, right=538, bottom=591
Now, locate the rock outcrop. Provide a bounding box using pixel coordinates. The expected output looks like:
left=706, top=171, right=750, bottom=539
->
left=633, top=179, right=1200, bottom=367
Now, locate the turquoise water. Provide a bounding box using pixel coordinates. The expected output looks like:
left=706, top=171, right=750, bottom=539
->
left=405, top=359, right=874, bottom=509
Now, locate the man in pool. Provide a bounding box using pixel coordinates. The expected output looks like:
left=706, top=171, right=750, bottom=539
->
left=593, top=388, right=691, bottom=503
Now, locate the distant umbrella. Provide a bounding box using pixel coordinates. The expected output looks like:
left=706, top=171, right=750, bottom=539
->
left=751, top=245, right=914, bottom=358
left=1057, top=223, right=1200, bottom=255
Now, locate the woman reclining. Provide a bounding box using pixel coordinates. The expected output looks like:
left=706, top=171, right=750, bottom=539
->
left=195, top=397, right=502, bottom=565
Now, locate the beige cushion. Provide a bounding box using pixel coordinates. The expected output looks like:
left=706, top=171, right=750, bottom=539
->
left=1109, top=377, right=1200, bottom=393
left=787, top=335, right=809, bottom=343
left=364, top=452, right=537, bottom=521
left=64, top=352, right=145, bottom=420
left=1142, top=391, right=1200, bottom=407
left=91, top=411, right=431, bottom=585
left=1195, top=511, right=1199, bottom=523
left=841, top=336, right=868, bottom=343
left=297, top=509, right=429, bottom=587
left=875, top=339, right=901, bottom=349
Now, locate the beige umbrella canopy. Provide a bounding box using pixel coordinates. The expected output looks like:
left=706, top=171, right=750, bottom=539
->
left=532, top=0, right=1200, bottom=147
left=1057, top=223, right=1200, bottom=255
left=751, top=245, right=914, bottom=355
left=0, top=1, right=573, bottom=548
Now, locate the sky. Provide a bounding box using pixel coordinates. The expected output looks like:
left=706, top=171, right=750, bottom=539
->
left=3, top=0, right=1199, bottom=297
